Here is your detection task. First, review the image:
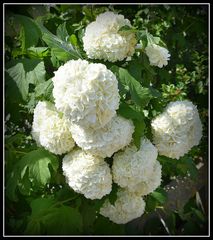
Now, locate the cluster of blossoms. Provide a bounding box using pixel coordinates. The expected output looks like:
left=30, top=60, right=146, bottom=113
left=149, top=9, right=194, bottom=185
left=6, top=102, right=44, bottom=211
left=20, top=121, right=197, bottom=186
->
left=145, top=43, right=171, bottom=68
left=83, top=11, right=137, bottom=62
left=31, top=11, right=202, bottom=225
left=69, top=115, right=134, bottom=158
left=99, top=138, right=162, bottom=224
left=62, top=149, right=112, bottom=200
left=112, top=138, right=162, bottom=196
left=31, top=101, right=75, bottom=155
left=151, top=100, right=202, bottom=159
left=100, top=189, right=146, bottom=224
left=32, top=59, right=131, bottom=201
left=52, top=59, right=120, bottom=129
left=83, top=11, right=170, bottom=67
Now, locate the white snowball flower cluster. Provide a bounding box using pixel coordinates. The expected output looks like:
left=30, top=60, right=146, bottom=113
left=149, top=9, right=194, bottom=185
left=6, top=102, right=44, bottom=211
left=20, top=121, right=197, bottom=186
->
left=130, top=161, right=162, bottom=196
left=69, top=115, right=134, bottom=158
left=151, top=100, right=202, bottom=159
left=83, top=11, right=137, bottom=62
left=145, top=43, right=170, bottom=68
left=100, top=189, right=146, bottom=224
left=52, top=59, right=120, bottom=129
left=112, top=138, right=162, bottom=196
left=31, top=101, right=75, bottom=155
left=62, top=149, right=112, bottom=200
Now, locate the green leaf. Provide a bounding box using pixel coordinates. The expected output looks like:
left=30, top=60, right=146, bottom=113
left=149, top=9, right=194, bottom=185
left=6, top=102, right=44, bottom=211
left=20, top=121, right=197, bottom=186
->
left=35, top=79, right=53, bottom=100
left=21, top=149, right=59, bottom=186
left=37, top=20, right=82, bottom=61
left=177, top=156, right=198, bottom=179
left=27, top=47, right=49, bottom=59
left=128, top=59, right=143, bottom=82
left=6, top=59, right=46, bottom=101
left=25, top=197, right=55, bottom=235
left=6, top=149, right=59, bottom=201
left=118, top=25, right=137, bottom=33
left=141, top=53, right=156, bottom=76
left=18, top=167, right=32, bottom=196
left=158, top=155, right=178, bottom=177
left=6, top=61, right=28, bottom=100
left=55, top=186, right=78, bottom=202
left=69, top=34, right=78, bottom=46
left=111, top=66, right=153, bottom=108
left=149, top=86, right=162, bottom=98
left=136, top=30, right=148, bottom=48
left=185, top=158, right=198, bottom=180
left=44, top=206, right=83, bottom=235
left=56, top=22, right=69, bottom=42
left=93, top=198, right=106, bottom=212
left=117, top=102, right=145, bottom=149
left=108, top=183, right=119, bottom=205
left=25, top=197, right=83, bottom=235
left=5, top=71, right=24, bottom=122
left=51, top=47, right=73, bottom=62
left=26, top=61, right=46, bottom=86
left=30, top=198, right=55, bottom=217
left=14, top=14, right=41, bottom=50
left=117, top=102, right=144, bottom=121
left=151, top=188, right=168, bottom=204
left=145, top=195, right=158, bottom=212
left=153, top=36, right=161, bottom=44
left=133, top=119, right=145, bottom=149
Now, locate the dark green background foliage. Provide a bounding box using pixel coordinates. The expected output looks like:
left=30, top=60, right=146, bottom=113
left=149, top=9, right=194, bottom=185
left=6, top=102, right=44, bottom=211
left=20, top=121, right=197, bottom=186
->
left=5, top=4, right=208, bottom=235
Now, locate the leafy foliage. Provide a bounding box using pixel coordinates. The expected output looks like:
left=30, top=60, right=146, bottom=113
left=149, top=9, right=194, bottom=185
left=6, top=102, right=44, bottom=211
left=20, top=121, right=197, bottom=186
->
left=4, top=4, right=208, bottom=236
left=6, top=59, right=46, bottom=100
left=37, top=19, right=82, bottom=62
left=25, top=197, right=83, bottom=235
left=14, top=14, right=41, bottom=50
left=6, top=149, right=59, bottom=201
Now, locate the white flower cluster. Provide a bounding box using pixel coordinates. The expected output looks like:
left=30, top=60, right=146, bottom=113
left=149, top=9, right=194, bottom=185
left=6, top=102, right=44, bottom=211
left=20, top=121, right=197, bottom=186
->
left=112, top=138, right=162, bottom=196
left=31, top=11, right=203, bottom=226
left=100, top=189, right=146, bottom=224
left=62, top=149, right=112, bottom=200
left=69, top=115, right=134, bottom=158
left=130, top=161, right=162, bottom=196
left=151, top=100, right=202, bottom=159
left=83, top=11, right=137, bottom=62
left=31, top=101, right=75, bottom=155
left=52, top=59, right=120, bottom=129
left=51, top=61, right=134, bottom=201
left=145, top=43, right=170, bottom=68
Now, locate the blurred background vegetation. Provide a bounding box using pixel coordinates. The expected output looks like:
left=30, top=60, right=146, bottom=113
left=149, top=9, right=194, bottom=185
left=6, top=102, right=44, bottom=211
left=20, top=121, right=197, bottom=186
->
left=5, top=4, right=209, bottom=235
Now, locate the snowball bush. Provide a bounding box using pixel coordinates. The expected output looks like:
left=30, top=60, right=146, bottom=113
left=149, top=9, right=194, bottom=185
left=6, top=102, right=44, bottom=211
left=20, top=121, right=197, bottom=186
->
left=31, top=101, right=75, bottom=155
left=151, top=100, right=202, bottom=159
left=145, top=43, right=170, bottom=68
left=100, top=189, right=146, bottom=224
left=52, top=59, right=120, bottom=129
left=62, top=149, right=112, bottom=200
left=83, top=11, right=137, bottom=62
left=69, top=115, right=134, bottom=158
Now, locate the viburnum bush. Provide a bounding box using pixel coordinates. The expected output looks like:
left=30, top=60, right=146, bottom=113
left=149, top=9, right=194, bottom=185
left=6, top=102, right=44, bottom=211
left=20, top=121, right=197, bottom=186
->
left=5, top=5, right=208, bottom=235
